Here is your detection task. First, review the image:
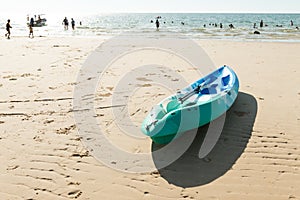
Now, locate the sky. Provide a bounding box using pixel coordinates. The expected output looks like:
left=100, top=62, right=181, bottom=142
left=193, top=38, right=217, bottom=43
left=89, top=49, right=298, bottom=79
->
left=0, top=0, right=300, bottom=15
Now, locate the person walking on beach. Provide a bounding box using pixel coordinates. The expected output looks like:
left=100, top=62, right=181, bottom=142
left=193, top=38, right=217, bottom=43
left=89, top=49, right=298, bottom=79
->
left=260, top=20, right=264, bottom=28
left=5, top=19, right=12, bottom=39
left=156, top=19, right=160, bottom=30
left=29, top=24, right=34, bottom=38
left=63, top=17, right=69, bottom=30
left=71, top=18, right=75, bottom=30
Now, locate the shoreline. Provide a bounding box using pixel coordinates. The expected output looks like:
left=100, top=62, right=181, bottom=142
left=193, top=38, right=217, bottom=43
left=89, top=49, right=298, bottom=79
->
left=2, top=34, right=300, bottom=44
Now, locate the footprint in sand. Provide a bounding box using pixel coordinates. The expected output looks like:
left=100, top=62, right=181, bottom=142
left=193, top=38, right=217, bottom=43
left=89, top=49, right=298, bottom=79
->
left=20, top=73, right=33, bottom=78
left=106, top=86, right=114, bottom=91
left=56, top=125, right=76, bottom=135
left=136, top=77, right=152, bottom=82
left=67, top=181, right=81, bottom=186
left=68, top=190, right=82, bottom=199
left=44, top=119, right=54, bottom=124
left=7, top=165, right=19, bottom=171
left=87, top=77, right=96, bottom=81
left=33, top=135, right=43, bottom=142
left=68, top=82, right=78, bottom=86
left=53, top=45, right=70, bottom=48
left=49, top=86, right=57, bottom=90
left=99, top=93, right=112, bottom=97
left=71, top=151, right=89, bottom=158
left=137, top=84, right=152, bottom=87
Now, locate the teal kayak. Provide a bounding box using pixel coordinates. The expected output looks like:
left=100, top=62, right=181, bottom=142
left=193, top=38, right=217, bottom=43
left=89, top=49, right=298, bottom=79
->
left=141, top=65, right=239, bottom=144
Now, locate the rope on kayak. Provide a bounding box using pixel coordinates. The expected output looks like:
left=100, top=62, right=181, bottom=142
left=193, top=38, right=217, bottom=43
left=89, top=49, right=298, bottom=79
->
left=178, top=84, right=202, bottom=104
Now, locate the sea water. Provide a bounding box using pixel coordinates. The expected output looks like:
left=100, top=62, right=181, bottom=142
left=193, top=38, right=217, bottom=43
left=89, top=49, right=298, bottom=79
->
left=1, top=13, right=300, bottom=42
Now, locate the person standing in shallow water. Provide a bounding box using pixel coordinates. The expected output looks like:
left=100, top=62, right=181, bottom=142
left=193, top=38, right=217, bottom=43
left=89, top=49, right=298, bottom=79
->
left=63, top=17, right=69, bottom=30
left=156, top=19, right=160, bottom=30
left=5, top=19, right=12, bottom=39
left=71, top=18, right=75, bottom=30
left=29, top=24, right=34, bottom=38
left=260, top=20, right=264, bottom=28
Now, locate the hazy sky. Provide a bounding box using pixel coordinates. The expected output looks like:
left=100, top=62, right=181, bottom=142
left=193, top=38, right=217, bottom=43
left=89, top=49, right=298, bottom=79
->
left=1, top=0, right=300, bottom=14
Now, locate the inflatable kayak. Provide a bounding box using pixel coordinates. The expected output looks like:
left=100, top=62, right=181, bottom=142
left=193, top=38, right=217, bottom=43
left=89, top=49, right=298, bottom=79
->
left=141, top=65, right=239, bottom=144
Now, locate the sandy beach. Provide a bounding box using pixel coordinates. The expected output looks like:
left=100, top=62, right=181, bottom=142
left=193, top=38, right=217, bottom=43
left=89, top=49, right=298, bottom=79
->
left=0, top=36, right=299, bottom=200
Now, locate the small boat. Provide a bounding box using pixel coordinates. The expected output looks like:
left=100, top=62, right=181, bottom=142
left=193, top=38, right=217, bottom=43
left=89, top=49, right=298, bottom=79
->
left=141, top=65, right=239, bottom=144
left=27, top=14, right=47, bottom=27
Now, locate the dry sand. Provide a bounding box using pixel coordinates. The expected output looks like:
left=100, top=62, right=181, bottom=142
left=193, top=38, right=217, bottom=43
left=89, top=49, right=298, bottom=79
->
left=0, top=36, right=299, bottom=200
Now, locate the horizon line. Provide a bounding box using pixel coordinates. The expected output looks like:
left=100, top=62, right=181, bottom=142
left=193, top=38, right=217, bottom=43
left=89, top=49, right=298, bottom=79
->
left=1, top=11, right=300, bottom=15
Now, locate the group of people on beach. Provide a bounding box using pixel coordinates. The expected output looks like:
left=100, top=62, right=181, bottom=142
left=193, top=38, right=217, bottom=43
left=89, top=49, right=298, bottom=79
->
left=3, top=17, right=79, bottom=40
left=62, top=17, right=76, bottom=30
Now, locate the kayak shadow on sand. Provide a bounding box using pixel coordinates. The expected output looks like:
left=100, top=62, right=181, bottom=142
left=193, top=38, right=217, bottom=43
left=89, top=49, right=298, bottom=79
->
left=151, top=92, right=257, bottom=187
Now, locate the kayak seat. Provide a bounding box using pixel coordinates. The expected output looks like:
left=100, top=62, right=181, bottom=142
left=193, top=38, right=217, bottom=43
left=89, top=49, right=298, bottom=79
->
left=200, top=84, right=218, bottom=95
left=166, top=100, right=180, bottom=113
left=222, top=75, right=230, bottom=87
